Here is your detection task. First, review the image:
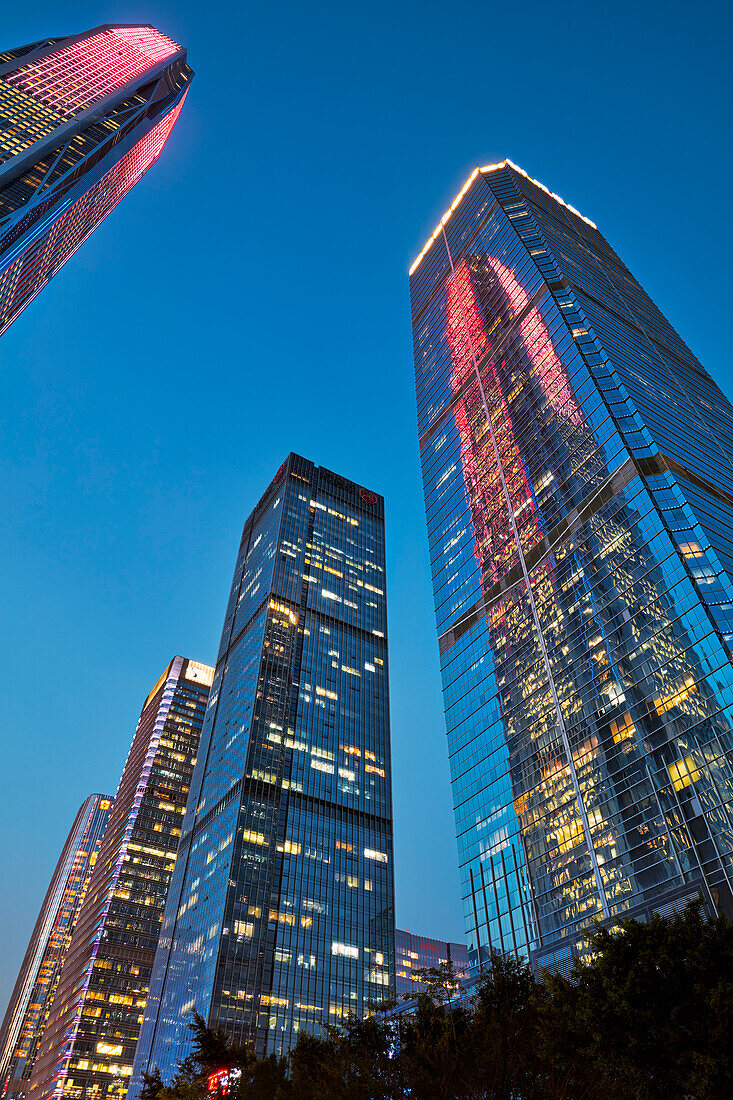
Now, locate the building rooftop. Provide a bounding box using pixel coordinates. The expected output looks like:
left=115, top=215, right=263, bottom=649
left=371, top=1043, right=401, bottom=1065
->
left=409, top=159, right=597, bottom=278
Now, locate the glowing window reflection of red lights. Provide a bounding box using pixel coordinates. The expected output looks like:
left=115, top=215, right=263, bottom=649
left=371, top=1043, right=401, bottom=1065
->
left=446, top=259, right=540, bottom=588
left=445, top=254, right=582, bottom=595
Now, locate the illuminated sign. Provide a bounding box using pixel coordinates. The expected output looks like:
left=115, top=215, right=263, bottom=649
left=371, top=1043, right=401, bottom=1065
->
left=206, top=1069, right=241, bottom=1096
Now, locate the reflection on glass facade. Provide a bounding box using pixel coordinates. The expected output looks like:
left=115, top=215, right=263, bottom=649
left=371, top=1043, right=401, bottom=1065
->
left=131, top=455, right=394, bottom=1076
left=27, top=658, right=212, bottom=1100
left=0, top=795, right=111, bottom=1100
left=0, top=25, right=191, bottom=338
left=394, top=929, right=469, bottom=999
left=411, top=160, right=733, bottom=972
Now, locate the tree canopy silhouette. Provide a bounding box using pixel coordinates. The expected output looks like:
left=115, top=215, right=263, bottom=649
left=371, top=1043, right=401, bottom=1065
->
left=138, top=902, right=732, bottom=1100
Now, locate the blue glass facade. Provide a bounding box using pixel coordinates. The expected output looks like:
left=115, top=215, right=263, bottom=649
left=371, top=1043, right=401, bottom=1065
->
left=131, top=455, right=394, bottom=1075
left=411, top=161, right=733, bottom=972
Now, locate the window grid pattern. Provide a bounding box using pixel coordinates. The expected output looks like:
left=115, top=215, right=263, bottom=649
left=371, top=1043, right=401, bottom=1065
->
left=0, top=797, right=112, bottom=1100
left=0, top=97, right=184, bottom=336
left=26, top=659, right=212, bottom=1100
left=4, top=28, right=179, bottom=118
left=0, top=24, right=190, bottom=341
left=411, top=163, right=733, bottom=973
left=394, top=929, right=470, bottom=999
left=131, top=457, right=394, bottom=1079
left=0, top=81, right=65, bottom=165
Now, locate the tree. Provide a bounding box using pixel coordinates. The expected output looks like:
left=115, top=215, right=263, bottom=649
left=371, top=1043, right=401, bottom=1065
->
left=540, top=900, right=733, bottom=1100
left=136, top=906, right=733, bottom=1100
left=469, top=950, right=547, bottom=1100
left=139, top=1011, right=288, bottom=1100
left=138, top=1068, right=164, bottom=1100
left=290, top=1011, right=400, bottom=1100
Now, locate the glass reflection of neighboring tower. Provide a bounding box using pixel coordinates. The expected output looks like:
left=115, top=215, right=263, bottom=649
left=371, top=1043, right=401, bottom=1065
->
left=410, top=160, right=733, bottom=972
left=0, top=24, right=192, bottom=339
left=0, top=795, right=112, bottom=1100
left=130, top=455, right=394, bottom=1079
left=27, top=657, right=213, bottom=1100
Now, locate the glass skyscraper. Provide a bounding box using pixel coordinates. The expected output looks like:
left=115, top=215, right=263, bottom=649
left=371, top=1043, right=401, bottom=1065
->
left=131, top=454, right=394, bottom=1077
left=0, top=795, right=112, bottom=1100
left=0, top=24, right=191, bottom=338
left=411, top=160, right=733, bottom=973
left=27, top=658, right=212, bottom=1100
left=394, top=929, right=469, bottom=999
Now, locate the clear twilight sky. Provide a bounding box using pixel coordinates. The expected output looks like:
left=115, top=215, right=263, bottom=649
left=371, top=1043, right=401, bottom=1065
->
left=1, top=0, right=731, bottom=1008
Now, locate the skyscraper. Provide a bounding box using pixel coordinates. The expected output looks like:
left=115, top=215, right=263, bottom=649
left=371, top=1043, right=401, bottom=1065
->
left=28, top=657, right=213, bottom=1100
left=131, top=455, right=394, bottom=1077
left=0, top=24, right=191, bottom=338
left=0, top=795, right=112, bottom=1100
left=394, top=929, right=469, bottom=999
left=410, top=160, right=733, bottom=973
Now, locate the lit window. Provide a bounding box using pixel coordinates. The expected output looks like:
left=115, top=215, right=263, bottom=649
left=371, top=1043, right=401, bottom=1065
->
left=668, top=754, right=701, bottom=792
left=332, top=941, right=359, bottom=959
left=242, top=829, right=267, bottom=846
left=269, top=910, right=295, bottom=925
left=679, top=541, right=704, bottom=558
left=276, top=840, right=301, bottom=855
left=610, top=713, right=635, bottom=745
left=364, top=848, right=388, bottom=863
left=654, top=677, right=697, bottom=716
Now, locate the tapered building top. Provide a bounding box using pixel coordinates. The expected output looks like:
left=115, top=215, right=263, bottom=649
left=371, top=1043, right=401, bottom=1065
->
left=0, top=24, right=192, bottom=337
left=131, top=456, right=394, bottom=1080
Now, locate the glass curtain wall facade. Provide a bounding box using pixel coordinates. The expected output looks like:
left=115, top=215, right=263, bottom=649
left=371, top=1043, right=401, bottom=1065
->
left=27, top=658, right=213, bottom=1100
left=411, top=160, right=733, bottom=972
left=0, top=795, right=112, bottom=1100
left=131, top=454, right=394, bottom=1077
left=394, top=929, right=469, bottom=998
left=0, top=24, right=191, bottom=338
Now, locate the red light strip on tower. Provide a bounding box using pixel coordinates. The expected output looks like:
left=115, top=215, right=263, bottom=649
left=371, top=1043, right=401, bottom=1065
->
left=4, top=26, right=180, bottom=118
left=0, top=97, right=185, bottom=336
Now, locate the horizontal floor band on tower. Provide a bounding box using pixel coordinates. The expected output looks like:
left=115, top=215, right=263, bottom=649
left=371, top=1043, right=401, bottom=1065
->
left=183, top=771, right=392, bottom=851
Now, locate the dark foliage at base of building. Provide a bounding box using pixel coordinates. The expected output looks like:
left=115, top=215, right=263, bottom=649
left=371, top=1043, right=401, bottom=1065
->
left=139, top=903, right=733, bottom=1100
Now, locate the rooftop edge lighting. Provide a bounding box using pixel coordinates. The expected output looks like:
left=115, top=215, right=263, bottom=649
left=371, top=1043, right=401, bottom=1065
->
left=408, top=159, right=597, bottom=277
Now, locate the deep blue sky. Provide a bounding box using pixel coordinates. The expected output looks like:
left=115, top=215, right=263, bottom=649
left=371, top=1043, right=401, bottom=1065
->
left=1, top=0, right=731, bottom=1006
